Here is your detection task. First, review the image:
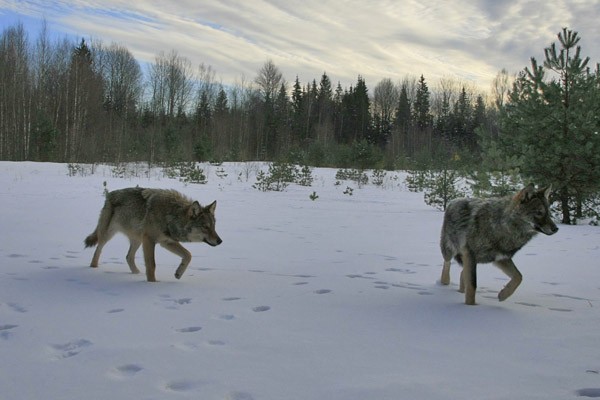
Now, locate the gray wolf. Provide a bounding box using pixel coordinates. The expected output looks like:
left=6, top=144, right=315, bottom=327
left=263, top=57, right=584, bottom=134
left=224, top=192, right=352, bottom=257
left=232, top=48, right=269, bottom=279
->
left=440, top=184, right=558, bottom=305
left=84, top=187, right=222, bottom=282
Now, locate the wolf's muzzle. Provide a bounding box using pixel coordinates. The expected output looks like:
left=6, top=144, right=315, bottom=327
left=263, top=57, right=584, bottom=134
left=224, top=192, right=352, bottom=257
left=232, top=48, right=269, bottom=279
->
left=536, top=223, right=559, bottom=235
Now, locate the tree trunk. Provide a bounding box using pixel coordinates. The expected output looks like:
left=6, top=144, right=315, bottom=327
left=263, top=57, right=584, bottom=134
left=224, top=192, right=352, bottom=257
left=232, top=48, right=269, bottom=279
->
left=560, top=188, right=571, bottom=224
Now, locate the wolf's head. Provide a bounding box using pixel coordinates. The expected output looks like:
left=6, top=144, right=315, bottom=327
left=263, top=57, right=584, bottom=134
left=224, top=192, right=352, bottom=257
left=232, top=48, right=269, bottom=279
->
left=186, top=201, right=223, bottom=246
left=514, top=184, right=559, bottom=236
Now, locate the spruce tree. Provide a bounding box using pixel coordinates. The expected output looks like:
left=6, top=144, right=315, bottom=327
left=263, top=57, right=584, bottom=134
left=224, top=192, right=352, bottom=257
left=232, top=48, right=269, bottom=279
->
left=395, top=85, right=412, bottom=133
left=413, top=75, right=432, bottom=129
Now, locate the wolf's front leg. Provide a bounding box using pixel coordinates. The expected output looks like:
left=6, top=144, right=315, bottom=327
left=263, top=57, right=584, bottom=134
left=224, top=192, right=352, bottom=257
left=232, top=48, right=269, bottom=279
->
left=494, top=259, right=523, bottom=302
left=440, top=260, right=451, bottom=285
left=160, top=241, right=192, bottom=280
left=460, top=250, right=477, bottom=305
left=142, top=236, right=158, bottom=282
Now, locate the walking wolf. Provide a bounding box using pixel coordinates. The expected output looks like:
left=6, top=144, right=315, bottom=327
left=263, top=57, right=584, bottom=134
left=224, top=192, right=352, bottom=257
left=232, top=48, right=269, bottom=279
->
left=85, top=187, right=222, bottom=282
left=440, top=184, right=558, bottom=305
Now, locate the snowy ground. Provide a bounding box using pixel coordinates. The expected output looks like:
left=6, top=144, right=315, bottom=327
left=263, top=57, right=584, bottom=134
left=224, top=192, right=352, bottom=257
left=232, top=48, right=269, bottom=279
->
left=1, top=161, right=599, bottom=400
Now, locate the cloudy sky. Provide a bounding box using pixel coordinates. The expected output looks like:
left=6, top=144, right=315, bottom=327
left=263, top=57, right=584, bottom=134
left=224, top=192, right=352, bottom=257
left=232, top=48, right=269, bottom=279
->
left=1, top=0, right=599, bottom=92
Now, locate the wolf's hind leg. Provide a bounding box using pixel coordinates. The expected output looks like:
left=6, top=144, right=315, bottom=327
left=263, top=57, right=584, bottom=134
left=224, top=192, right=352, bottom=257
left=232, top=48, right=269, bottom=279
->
left=125, top=239, right=141, bottom=274
left=160, top=241, right=192, bottom=280
left=494, top=259, right=522, bottom=302
left=90, top=229, right=116, bottom=268
left=440, top=240, right=453, bottom=285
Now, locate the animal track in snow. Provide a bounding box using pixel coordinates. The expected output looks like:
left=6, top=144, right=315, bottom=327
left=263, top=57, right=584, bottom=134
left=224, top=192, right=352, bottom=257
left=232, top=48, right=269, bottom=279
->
left=0, top=324, right=18, bottom=331
left=385, top=267, right=416, bottom=274
left=107, top=308, right=125, bottom=313
left=576, top=388, right=600, bottom=397
left=110, top=364, right=143, bottom=378
left=515, top=302, right=541, bottom=308
left=222, top=297, right=242, bottom=301
left=252, top=306, right=271, bottom=312
left=346, top=274, right=374, bottom=280
left=159, top=295, right=193, bottom=309
left=0, top=324, right=18, bottom=339
left=8, top=253, right=26, bottom=258
left=314, top=289, right=332, bottom=294
left=176, top=326, right=202, bottom=333
left=391, top=282, right=422, bottom=290
left=172, top=342, right=201, bottom=351
left=226, top=391, right=255, bottom=400
left=551, top=293, right=590, bottom=302
left=542, top=281, right=561, bottom=286
left=50, top=339, right=93, bottom=359
left=7, top=303, right=27, bottom=313
left=164, top=379, right=204, bottom=392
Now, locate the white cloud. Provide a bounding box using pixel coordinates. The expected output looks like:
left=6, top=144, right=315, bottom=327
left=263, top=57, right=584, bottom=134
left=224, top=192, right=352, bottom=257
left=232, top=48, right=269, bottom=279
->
left=2, top=0, right=600, bottom=92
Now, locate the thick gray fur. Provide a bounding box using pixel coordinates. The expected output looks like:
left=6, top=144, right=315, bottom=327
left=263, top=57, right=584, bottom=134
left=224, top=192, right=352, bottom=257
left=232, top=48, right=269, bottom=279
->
left=85, top=187, right=222, bottom=282
left=440, top=184, right=558, bottom=305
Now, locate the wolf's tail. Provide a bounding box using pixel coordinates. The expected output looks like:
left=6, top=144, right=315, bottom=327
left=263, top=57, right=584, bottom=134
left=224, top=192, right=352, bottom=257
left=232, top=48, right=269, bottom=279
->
left=84, top=197, right=114, bottom=248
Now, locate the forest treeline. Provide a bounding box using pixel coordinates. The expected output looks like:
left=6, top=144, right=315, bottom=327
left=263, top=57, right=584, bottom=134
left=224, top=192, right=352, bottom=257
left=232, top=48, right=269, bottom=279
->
left=0, top=21, right=498, bottom=167
left=2, top=23, right=600, bottom=223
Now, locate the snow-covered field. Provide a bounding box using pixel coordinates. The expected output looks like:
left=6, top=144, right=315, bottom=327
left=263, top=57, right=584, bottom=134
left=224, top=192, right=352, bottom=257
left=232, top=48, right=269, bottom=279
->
left=1, top=161, right=599, bottom=400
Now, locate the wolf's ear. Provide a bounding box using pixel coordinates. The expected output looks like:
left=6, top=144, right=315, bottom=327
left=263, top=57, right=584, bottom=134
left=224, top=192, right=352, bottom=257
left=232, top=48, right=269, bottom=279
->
left=515, top=184, right=535, bottom=203
left=189, top=201, right=202, bottom=218
left=539, top=185, right=552, bottom=200
left=206, top=201, right=217, bottom=214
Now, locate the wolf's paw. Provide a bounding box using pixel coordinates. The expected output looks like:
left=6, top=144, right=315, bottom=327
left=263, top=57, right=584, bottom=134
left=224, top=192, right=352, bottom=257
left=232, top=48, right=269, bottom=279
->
left=498, top=288, right=513, bottom=302
left=174, top=266, right=187, bottom=279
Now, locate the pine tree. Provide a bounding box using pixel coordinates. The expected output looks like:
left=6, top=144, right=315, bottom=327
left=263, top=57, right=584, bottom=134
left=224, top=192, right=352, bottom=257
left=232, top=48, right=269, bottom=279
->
left=498, top=28, right=600, bottom=224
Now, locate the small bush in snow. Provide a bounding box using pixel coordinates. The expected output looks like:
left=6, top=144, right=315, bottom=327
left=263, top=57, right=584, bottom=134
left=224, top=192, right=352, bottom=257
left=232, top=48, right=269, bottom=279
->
left=164, top=162, right=207, bottom=184
left=296, top=165, right=314, bottom=187
left=371, top=169, right=387, bottom=187
left=336, top=168, right=368, bottom=188
left=253, top=162, right=298, bottom=192
left=423, top=169, right=466, bottom=211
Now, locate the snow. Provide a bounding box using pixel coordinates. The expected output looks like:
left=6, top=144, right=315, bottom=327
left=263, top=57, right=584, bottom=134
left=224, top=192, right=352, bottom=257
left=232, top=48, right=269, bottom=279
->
left=1, top=161, right=599, bottom=400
